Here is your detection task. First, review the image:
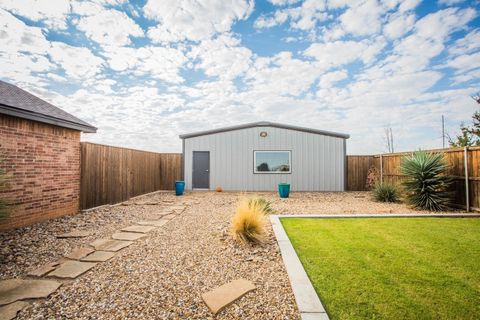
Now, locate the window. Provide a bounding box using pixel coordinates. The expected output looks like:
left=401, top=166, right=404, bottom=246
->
left=254, top=151, right=291, bottom=173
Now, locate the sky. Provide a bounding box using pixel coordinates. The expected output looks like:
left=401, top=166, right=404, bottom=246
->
left=0, top=0, right=479, bottom=154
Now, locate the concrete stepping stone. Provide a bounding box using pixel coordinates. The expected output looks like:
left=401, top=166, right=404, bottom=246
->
left=65, top=247, right=95, bottom=260
left=47, top=261, right=96, bottom=279
left=56, top=230, right=90, bottom=238
left=201, top=279, right=256, bottom=314
left=27, top=262, right=59, bottom=277
left=156, top=210, right=173, bottom=216
left=112, top=232, right=146, bottom=241
left=170, top=206, right=186, bottom=212
left=80, top=251, right=115, bottom=262
left=0, top=301, right=29, bottom=320
left=121, top=225, right=156, bottom=233
left=90, top=239, right=133, bottom=252
left=136, top=220, right=168, bottom=227
left=161, top=214, right=176, bottom=221
left=0, top=279, right=61, bottom=306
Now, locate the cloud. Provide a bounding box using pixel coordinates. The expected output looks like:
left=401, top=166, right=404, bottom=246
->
left=0, top=0, right=70, bottom=29
left=145, top=0, right=254, bottom=43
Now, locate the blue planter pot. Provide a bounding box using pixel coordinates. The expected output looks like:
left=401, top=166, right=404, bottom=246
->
left=175, top=180, right=185, bottom=196
left=278, top=183, right=290, bottom=198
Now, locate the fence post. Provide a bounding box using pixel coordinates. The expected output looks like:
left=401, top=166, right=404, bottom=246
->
left=464, top=147, right=470, bottom=212
left=380, top=154, right=383, bottom=185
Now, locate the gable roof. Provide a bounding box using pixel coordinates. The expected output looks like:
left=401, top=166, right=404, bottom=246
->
left=179, top=121, right=349, bottom=139
left=0, top=80, right=96, bottom=133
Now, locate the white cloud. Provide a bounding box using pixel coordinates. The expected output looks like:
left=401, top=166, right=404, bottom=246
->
left=446, top=52, right=480, bottom=73
left=144, top=0, right=253, bottom=43
left=448, top=29, right=480, bottom=56
left=339, top=0, right=385, bottom=36
left=0, top=0, right=70, bottom=29
left=383, top=12, right=415, bottom=39
left=73, top=4, right=144, bottom=47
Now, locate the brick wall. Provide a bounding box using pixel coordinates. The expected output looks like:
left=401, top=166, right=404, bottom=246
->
left=0, top=114, right=81, bottom=230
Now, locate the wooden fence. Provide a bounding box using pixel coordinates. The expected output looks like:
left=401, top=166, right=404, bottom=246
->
left=346, top=146, right=480, bottom=211
left=80, top=142, right=182, bottom=210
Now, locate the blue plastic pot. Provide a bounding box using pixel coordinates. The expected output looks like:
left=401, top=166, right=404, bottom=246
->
left=175, top=180, right=185, bottom=196
left=278, top=183, right=290, bottom=198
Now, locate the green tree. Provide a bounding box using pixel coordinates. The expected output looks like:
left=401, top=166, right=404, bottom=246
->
left=449, top=110, right=480, bottom=147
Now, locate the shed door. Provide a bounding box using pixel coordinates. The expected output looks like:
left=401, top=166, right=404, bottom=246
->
left=192, top=151, right=210, bottom=189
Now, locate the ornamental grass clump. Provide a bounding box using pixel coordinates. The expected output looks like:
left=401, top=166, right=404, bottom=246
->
left=401, top=151, right=452, bottom=211
left=231, top=200, right=267, bottom=244
left=248, top=197, right=274, bottom=214
left=372, top=183, right=399, bottom=203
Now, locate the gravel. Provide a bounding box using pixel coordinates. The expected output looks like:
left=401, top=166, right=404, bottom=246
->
left=0, top=191, right=446, bottom=319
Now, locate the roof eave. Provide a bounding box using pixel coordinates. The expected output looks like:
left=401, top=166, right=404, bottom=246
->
left=0, top=104, right=97, bottom=133
left=179, top=121, right=349, bottom=139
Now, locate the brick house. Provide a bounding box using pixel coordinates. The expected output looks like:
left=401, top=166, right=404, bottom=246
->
left=0, top=80, right=96, bottom=230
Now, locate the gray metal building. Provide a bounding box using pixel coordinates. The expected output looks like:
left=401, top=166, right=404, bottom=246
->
left=179, top=121, right=349, bottom=191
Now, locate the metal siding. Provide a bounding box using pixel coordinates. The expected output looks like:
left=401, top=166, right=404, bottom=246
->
left=183, top=126, right=345, bottom=191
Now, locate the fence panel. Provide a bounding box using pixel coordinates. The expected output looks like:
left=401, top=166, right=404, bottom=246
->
left=80, top=142, right=182, bottom=209
left=347, top=146, right=480, bottom=211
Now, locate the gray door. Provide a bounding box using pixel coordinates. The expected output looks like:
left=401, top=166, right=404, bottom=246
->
left=193, top=151, right=209, bottom=189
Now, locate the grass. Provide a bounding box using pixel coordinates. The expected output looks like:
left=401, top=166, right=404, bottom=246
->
left=231, top=200, right=267, bottom=244
left=281, top=218, right=480, bottom=320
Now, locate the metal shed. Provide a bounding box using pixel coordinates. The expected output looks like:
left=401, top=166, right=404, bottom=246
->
left=179, top=121, right=349, bottom=192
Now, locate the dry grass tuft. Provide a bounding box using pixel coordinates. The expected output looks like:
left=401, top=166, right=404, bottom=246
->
left=215, top=186, right=223, bottom=192
left=231, top=200, right=267, bottom=244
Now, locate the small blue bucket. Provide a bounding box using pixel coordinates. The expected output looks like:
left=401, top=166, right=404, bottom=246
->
left=278, top=183, right=290, bottom=198
left=175, top=180, right=185, bottom=196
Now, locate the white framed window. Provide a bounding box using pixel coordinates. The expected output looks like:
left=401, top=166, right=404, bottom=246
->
left=254, top=150, right=291, bottom=174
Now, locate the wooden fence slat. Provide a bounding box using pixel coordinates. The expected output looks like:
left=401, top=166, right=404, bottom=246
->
left=80, top=142, right=182, bottom=210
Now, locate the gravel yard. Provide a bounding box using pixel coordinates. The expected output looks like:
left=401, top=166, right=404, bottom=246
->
left=0, top=191, right=442, bottom=319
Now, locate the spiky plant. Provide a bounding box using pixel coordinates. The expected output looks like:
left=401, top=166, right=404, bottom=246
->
left=248, top=197, right=274, bottom=215
left=372, top=183, right=399, bottom=203
left=231, top=200, right=267, bottom=244
left=0, top=161, right=10, bottom=220
left=400, top=151, right=452, bottom=211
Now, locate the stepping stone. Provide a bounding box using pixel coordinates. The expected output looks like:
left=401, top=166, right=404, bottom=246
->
left=156, top=210, right=173, bottom=216
left=56, top=231, right=90, bottom=238
left=65, top=247, right=95, bottom=260
left=0, top=279, right=61, bottom=305
left=112, top=232, right=146, bottom=241
left=170, top=206, right=186, bottom=212
left=121, top=225, right=156, bottom=233
left=90, top=239, right=133, bottom=252
left=161, top=214, right=176, bottom=221
left=27, top=263, right=58, bottom=277
left=136, top=220, right=168, bottom=227
left=80, top=251, right=115, bottom=262
left=0, top=301, right=29, bottom=320
left=201, top=279, right=256, bottom=314
left=47, top=261, right=96, bottom=279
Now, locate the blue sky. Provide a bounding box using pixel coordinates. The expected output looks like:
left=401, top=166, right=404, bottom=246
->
left=1, top=0, right=479, bottom=154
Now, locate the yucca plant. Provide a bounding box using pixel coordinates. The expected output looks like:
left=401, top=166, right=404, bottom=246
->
left=231, top=200, right=267, bottom=244
left=400, top=151, right=452, bottom=211
left=372, top=183, right=399, bottom=202
left=248, top=197, right=274, bottom=215
left=0, top=160, right=10, bottom=220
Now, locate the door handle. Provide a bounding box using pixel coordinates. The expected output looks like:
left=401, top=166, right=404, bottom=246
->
left=205, top=169, right=209, bottom=172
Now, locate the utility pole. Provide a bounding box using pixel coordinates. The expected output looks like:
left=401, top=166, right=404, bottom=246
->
left=442, top=115, right=445, bottom=148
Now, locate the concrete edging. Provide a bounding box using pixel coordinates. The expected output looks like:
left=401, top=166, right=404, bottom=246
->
left=270, top=215, right=329, bottom=320
left=278, top=213, right=480, bottom=219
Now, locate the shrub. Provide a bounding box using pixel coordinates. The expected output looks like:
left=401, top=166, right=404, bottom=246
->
left=372, top=183, right=399, bottom=202
left=248, top=197, right=274, bottom=214
left=231, top=200, right=267, bottom=244
left=401, top=151, right=452, bottom=211
left=0, top=161, right=10, bottom=220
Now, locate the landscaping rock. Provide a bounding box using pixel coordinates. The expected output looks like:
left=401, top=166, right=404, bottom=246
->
left=27, top=263, right=57, bottom=277
left=47, top=261, right=97, bottom=279
left=65, top=247, right=95, bottom=260
left=112, top=232, right=146, bottom=241
left=90, top=239, right=133, bottom=252
left=0, top=279, right=61, bottom=305
left=0, top=301, right=29, bottom=320
left=121, top=225, right=156, bottom=233
left=80, top=251, right=115, bottom=262
left=201, top=279, right=256, bottom=314
left=56, top=231, right=90, bottom=238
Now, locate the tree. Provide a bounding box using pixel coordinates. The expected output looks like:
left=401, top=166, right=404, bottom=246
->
left=448, top=94, right=480, bottom=147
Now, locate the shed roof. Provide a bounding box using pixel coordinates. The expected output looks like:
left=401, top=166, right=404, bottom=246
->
left=0, top=80, right=97, bottom=133
left=179, top=121, right=349, bottom=139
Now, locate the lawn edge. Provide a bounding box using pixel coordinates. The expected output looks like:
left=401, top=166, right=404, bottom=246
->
left=277, top=213, right=480, bottom=218
left=270, top=215, right=330, bottom=320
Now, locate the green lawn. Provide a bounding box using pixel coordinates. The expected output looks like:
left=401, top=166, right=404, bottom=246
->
left=281, top=218, right=480, bottom=320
